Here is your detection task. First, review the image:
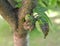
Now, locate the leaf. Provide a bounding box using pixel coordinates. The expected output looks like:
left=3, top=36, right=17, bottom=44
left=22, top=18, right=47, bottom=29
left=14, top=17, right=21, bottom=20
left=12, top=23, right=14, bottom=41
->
left=14, top=0, right=22, bottom=8
left=35, top=21, right=42, bottom=33
left=40, top=12, right=52, bottom=25
left=25, top=14, right=30, bottom=20
left=34, top=3, right=52, bottom=25
left=48, top=0, right=57, bottom=8
left=15, top=3, right=22, bottom=8
left=40, top=22, right=49, bottom=39
left=33, top=4, right=51, bottom=38
left=38, top=17, right=49, bottom=38
left=34, top=4, right=47, bottom=13
left=35, top=20, right=49, bottom=38
left=25, top=14, right=35, bottom=23
left=38, top=0, right=57, bottom=8
left=57, top=0, right=60, bottom=7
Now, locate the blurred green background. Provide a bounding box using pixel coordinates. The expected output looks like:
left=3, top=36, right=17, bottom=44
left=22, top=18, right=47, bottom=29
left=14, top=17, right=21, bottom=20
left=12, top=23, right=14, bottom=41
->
left=0, top=6, right=60, bottom=46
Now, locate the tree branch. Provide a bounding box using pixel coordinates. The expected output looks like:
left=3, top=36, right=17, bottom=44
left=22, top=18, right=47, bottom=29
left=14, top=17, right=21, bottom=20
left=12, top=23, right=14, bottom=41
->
left=18, top=0, right=37, bottom=31
left=7, top=0, right=16, bottom=8
left=18, top=0, right=32, bottom=30
left=0, top=0, right=18, bottom=29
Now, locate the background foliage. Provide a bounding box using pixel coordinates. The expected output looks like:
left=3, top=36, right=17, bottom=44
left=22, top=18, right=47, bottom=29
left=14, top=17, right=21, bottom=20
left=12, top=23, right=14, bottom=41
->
left=0, top=0, right=60, bottom=46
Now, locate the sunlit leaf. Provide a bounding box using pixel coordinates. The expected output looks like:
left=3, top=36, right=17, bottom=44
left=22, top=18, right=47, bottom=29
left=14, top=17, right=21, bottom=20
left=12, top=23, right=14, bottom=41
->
left=35, top=21, right=42, bottom=32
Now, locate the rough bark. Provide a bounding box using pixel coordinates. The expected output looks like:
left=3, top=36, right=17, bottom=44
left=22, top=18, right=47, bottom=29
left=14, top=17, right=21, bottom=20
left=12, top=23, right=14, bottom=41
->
left=15, top=0, right=32, bottom=46
left=0, top=0, right=37, bottom=46
left=14, top=31, right=29, bottom=46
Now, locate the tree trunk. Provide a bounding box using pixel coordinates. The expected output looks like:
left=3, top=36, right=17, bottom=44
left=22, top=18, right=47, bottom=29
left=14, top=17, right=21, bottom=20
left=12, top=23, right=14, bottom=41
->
left=13, top=31, right=29, bottom=46
left=0, top=0, right=37, bottom=46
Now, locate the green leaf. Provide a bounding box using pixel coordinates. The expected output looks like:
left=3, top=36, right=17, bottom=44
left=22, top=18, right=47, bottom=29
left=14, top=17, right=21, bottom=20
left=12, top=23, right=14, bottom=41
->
left=40, top=12, right=52, bottom=25
left=25, top=14, right=31, bottom=20
left=14, top=0, right=22, bottom=8
left=33, top=5, right=52, bottom=25
left=25, top=14, right=35, bottom=24
left=48, top=0, right=57, bottom=8
left=35, top=21, right=42, bottom=32
left=35, top=20, right=49, bottom=38
left=34, top=4, right=47, bottom=13
left=38, top=0, right=57, bottom=8
left=15, top=3, right=22, bottom=8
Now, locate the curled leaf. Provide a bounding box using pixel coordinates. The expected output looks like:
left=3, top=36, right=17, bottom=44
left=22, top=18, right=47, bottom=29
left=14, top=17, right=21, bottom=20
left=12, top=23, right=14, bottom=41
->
left=40, top=23, right=49, bottom=39
left=36, top=20, right=49, bottom=38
